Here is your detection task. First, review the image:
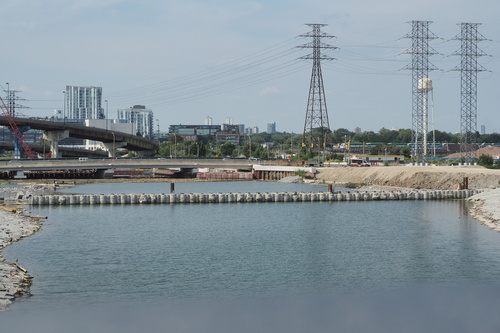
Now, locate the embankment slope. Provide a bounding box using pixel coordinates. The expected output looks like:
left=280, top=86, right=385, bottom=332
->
left=316, top=165, right=500, bottom=190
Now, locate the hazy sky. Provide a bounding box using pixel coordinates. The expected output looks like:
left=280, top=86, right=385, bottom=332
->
left=1, top=0, right=499, bottom=134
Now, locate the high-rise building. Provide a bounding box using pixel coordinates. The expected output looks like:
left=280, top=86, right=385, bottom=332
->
left=267, top=122, right=276, bottom=133
left=354, top=127, right=361, bottom=134
left=117, top=105, right=154, bottom=138
left=481, top=125, right=486, bottom=135
left=245, top=126, right=259, bottom=134
left=66, top=86, right=104, bottom=120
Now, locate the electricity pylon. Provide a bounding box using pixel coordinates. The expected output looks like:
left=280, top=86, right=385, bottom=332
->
left=403, top=21, right=439, bottom=161
left=298, top=24, right=336, bottom=154
left=452, top=23, right=488, bottom=160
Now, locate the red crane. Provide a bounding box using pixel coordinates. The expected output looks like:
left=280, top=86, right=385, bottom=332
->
left=0, top=96, right=37, bottom=159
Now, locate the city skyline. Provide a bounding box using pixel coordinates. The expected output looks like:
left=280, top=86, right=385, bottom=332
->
left=1, top=1, right=499, bottom=134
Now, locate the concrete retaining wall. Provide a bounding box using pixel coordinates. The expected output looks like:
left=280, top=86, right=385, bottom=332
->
left=29, top=189, right=480, bottom=206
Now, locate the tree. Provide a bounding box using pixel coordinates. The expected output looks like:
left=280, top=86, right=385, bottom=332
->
left=378, top=128, right=399, bottom=143
left=220, top=142, right=236, bottom=157
left=332, top=128, right=353, bottom=143
left=157, top=142, right=172, bottom=157
left=430, top=130, right=456, bottom=143
left=370, top=144, right=405, bottom=156
left=478, top=154, right=493, bottom=166
left=353, top=131, right=379, bottom=143
left=396, top=129, right=413, bottom=143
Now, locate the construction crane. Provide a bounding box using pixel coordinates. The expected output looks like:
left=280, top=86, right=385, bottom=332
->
left=0, top=96, right=37, bottom=159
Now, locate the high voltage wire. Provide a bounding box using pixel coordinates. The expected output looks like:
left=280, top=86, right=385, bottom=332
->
left=138, top=61, right=304, bottom=106
left=106, top=35, right=407, bottom=107
left=148, top=63, right=311, bottom=108
left=106, top=38, right=300, bottom=100
left=23, top=28, right=495, bottom=112
left=111, top=56, right=307, bottom=107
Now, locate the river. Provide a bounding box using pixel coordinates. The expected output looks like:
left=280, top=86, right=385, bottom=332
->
left=2, top=181, right=500, bottom=332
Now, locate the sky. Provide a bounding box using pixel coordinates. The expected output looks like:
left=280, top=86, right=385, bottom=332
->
left=1, top=0, right=499, bottom=134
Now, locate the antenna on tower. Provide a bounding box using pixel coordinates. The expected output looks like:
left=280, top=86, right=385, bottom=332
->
left=403, top=21, right=439, bottom=161
left=452, top=23, right=488, bottom=161
left=298, top=23, right=336, bottom=156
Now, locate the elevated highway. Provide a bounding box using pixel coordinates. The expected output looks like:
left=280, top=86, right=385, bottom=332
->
left=0, top=116, right=158, bottom=157
left=0, top=142, right=108, bottom=158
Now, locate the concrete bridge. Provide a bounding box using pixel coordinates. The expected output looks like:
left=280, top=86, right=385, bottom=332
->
left=0, top=142, right=108, bottom=158
left=0, top=158, right=316, bottom=180
left=0, top=116, right=158, bottom=158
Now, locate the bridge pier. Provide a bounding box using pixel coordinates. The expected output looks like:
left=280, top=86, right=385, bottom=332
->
left=43, top=130, right=69, bottom=158
left=101, top=141, right=127, bottom=158
left=135, top=149, right=158, bottom=157
left=8, top=126, right=31, bottom=159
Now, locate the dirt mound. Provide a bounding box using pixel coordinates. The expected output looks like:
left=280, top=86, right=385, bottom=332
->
left=446, top=146, right=500, bottom=159
left=316, top=165, right=500, bottom=190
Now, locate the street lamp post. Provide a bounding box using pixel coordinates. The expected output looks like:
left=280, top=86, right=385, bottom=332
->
left=105, top=100, right=108, bottom=130
left=111, top=132, right=116, bottom=159
left=156, top=119, right=160, bottom=142
left=247, top=134, right=252, bottom=158
left=63, top=90, right=66, bottom=124
left=173, top=133, right=177, bottom=158
left=5, top=82, right=9, bottom=115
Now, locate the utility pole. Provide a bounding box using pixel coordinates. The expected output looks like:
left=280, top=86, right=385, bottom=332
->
left=452, top=23, right=488, bottom=161
left=3, top=87, right=29, bottom=117
left=403, top=21, right=439, bottom=161
left=298, top=24, right=336, bottom=156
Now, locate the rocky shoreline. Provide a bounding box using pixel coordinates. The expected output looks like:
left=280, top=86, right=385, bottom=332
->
left=467, top=188, right=500, bottom=232
left=0, top=208, right=45, bottom=310
left=0, top=184, right=52, bottom=310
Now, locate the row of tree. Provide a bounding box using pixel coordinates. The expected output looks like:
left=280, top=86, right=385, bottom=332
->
left=156, top=128, right=500, bottom=160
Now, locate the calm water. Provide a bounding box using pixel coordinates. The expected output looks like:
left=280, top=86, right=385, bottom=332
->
left=2, top=181, right=500, bottom=332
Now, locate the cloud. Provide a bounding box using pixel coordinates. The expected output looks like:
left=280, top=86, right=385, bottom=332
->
left=259, top=86, right=281, bottom=96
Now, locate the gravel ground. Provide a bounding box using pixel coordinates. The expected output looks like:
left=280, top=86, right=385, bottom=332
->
left=468, top=188, right=500, bottom=232
left=0, top=184, right=57, bottom=202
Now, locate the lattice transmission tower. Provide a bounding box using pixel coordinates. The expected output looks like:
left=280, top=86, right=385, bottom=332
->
left=298, top=24, right=336, bottom=153
left=403, top=21, right=439, bottom=160
left=5, top=90, right=28, bottom=117
left=452, top=23, right=488, bottom=160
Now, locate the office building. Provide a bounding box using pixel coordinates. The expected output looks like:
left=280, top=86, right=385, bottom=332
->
left=66, top=86, right=104, bottom=120
left=84, top=119, right=137, bottom=151
left=117, top=105, right=154, bottom=138
left=267, top=122, right=276, bottom=133
left=169, top=123, right=244, bottom=144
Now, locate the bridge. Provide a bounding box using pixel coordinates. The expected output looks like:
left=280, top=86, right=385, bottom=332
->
left=0, top=142, right=108, bottom=158
left=0, top=158, right=253, bottom=171
left=0, top=116, right=159, bottom=158
left=0, top=158, right=317, bottom=180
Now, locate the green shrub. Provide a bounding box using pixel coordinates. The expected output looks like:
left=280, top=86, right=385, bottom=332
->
left=478, top=154, right=494, bottom=166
